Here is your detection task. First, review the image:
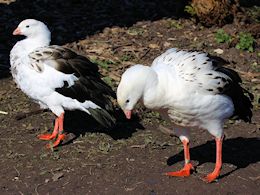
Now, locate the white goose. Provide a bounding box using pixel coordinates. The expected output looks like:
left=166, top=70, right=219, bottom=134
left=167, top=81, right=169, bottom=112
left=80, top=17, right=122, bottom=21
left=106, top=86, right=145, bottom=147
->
left=10, top=19, right=116, bottom=148
left=117, top=48, right=253, bottom=182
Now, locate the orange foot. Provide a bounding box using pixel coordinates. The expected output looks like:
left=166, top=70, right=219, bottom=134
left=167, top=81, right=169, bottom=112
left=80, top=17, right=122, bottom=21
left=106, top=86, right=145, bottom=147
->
left=204, top=171, right=220, bottom=183
left=46, top=134, right=66, bottom=149
left=38, top=133, right=57, bottom=141
left=166, top=163, right=194, bottom=177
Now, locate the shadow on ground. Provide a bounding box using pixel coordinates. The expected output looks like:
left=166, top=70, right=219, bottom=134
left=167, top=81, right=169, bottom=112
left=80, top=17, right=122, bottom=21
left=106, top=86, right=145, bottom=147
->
left=1, top=0, right=260, bottom=77
left=167, top=137, right=260, bottom=178
left=60, top=109, right=144, bottom=146
left=0, top=0, right=189, bottom=77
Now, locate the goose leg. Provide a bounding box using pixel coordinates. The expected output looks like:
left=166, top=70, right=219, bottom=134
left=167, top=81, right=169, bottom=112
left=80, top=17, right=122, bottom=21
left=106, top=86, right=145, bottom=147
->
left=46, top=113, right=66, bottom=148
left=204, top=137, right=223, bottom=183
left=166, top=139, right=194, bottom=177
left=38, top=117, right=59, bottom=140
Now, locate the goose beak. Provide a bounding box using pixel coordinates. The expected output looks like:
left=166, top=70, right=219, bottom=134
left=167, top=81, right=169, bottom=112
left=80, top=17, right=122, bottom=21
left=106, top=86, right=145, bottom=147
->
left=124, top=110, right=132, bottom=119
left=12, top=28, right=21, bottom=35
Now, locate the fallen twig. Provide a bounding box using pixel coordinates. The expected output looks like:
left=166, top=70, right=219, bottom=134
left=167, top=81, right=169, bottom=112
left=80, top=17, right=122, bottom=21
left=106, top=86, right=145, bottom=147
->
left=130, top=144, right=146, bottom=149
left=124, top=181, right=143, bottom=191
left=0, top=110, right=8, bottom=115
left=249, top=176, right=260, bottom=181
left=158, top=124, right=176, bottom=136
left=140, top=48, right=151, bottom=59
left=112, top=43, right=132, bottom=50
left=15, top=109, right=46, bottom=120
left=35, top=183, right=45, bottom=195
left=14, top=166, right=21, bottom=177
left=236, top=70, right=260, bottom=79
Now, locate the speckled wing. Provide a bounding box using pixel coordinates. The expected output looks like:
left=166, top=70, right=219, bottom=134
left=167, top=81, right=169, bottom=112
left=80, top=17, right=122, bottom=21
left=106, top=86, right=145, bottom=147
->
left=29, top=45, right=116, bottom=127
left=28, top=45, right=100, bottom=76
left=151, top=48, right=232, bottom=94
left=152, top=48, right=253, bottom=122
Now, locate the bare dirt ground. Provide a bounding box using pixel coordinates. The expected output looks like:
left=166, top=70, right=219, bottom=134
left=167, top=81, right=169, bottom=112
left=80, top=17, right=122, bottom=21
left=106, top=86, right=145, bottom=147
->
left=0, top=0, right=259, bottom=194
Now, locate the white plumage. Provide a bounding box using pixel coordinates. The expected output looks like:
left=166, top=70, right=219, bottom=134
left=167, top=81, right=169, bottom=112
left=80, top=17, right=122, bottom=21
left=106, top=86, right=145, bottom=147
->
left=10, top=19, right=115, bottom=148
left=117, top=48, right=252, bottom=182
left=11, top=20, right=97, bottom=116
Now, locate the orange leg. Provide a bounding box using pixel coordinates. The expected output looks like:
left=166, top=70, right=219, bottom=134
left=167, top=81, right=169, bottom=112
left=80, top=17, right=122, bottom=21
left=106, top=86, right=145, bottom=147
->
left=38, top=113, right=66, bottom=148
left=38, top=117, right=59, bottom=140
left=46, top=113, right=66, bottom=148
left=204, top=137, right=223, bottom=183
left=166, top=139, right=194, bottom=177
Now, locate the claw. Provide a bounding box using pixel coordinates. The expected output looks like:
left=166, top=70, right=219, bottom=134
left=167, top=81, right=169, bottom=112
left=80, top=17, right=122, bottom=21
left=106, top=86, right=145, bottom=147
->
left=38, top=117, right=59, bottom=141
left=38, top=133, right=57, bottom=140
left=204, top=170, right=220, bottom=183
left=46, top=134, right=65, bottom=149
left=166, top=163, right=194, bottom=177
left=39, top=113, right=65, bottom=148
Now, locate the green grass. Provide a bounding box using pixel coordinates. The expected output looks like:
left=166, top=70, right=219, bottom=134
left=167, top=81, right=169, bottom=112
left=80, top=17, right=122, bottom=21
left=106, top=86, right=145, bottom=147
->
left=167, top=19, right=183, bottom=29
left=215, top=29, right=232, bottom=44
left=246, top=6, right=260, bottom=23
left=120, top=53, right=135, bottom=62
left=127, top=27, right=144, bottom=36
left=251, top=61, right=259, bottom=72
left=184, top=5, right=196, bottom=16
left=102, top=76, right=113, bottom=87
left=98, top=142, right=111, bottom=154
left=215, top=29, right=255, bottom=52
left=90, top=58, right=115, bottom=70
left=235, top=32, right=255, bottom=52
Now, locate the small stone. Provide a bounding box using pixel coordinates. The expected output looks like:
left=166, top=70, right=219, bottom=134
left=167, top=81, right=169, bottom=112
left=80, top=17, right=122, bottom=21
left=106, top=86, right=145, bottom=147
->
left=167, top=38, right=177, bottom=41
left=163, top=42, right=171, bottom=47
left=214, top=48, right=224, bottom=54
left=52, top=172, right=64, bottom=182
left=13, top=176, right=19, bottom=181
left=149, top=43, right=160, bottom=49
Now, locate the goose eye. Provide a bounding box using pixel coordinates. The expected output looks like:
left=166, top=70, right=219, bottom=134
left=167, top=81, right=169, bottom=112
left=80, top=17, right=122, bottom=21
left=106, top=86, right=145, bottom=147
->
left=126, top=99, right=130, bottom=103
left=26, top=25, right=30, bottom=28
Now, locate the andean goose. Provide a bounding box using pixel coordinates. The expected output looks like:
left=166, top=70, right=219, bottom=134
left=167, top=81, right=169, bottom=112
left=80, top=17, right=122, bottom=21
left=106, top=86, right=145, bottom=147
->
left=117, top=48, right=253, bottom=182
left=10, top=19, right=116, bottom=148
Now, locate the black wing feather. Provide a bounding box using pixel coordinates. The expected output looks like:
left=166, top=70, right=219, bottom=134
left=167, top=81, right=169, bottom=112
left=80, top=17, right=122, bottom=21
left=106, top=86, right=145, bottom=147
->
left=30, top=45, right=116, bottom=128
left=207, top=54, right=253, bottom=122
left=215, top=66, right=253, bottom=122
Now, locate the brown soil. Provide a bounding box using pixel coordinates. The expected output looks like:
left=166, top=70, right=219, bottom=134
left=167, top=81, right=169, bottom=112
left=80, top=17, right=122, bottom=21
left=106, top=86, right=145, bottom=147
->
left=0, top=0, right=259, bottom=194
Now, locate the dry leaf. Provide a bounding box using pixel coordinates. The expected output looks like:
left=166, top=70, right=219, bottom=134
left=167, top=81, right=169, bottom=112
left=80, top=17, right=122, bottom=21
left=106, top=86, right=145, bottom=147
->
left=52, top=172, right=64, bottom=182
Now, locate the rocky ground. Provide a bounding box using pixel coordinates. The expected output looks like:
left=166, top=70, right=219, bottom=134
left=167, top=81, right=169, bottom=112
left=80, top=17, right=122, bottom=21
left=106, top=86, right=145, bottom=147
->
left=0, top=0, right=259, bottom=194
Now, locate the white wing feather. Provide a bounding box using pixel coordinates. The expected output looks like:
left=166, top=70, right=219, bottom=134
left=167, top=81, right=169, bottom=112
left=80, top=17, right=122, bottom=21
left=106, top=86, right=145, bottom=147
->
left=151, top=48, right=231, bottom=94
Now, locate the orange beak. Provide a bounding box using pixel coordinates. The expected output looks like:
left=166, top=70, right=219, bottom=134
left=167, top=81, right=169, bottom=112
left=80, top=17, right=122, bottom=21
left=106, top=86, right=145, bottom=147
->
left=12, top=28, right=21, bottom=35
left=124, top=110, right=132, bottom=119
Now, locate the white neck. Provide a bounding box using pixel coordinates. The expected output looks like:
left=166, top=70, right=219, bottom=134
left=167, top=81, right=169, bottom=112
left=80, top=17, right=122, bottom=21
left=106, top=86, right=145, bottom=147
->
left=141, top=68, right=164, bottom=109
left=17, top=34, right=51, bottom=54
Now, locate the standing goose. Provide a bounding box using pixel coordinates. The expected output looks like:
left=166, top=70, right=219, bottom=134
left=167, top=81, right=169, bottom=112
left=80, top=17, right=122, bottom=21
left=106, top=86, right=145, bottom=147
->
left=10, top=19, right=116, bottom=148
left=117, top=48, right=253, bottom=182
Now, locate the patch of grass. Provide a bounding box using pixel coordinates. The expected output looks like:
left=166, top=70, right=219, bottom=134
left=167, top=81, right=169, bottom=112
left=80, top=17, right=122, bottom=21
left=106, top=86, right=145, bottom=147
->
left=246, top=6, right=260, bottom=23
left=184, top=5, right=196, bottom=16
left=235, top=32, right=255, bottom=52
left=251, top=62, right=259, bottom=72
left=98, top=142, right=111, bottom=154
left=102, top=76, right=113, bottom=87
left=144, top=111, right=161, bottom=120
left=215, top=29, right=232, bottom=44
left=167, top=19, right=183, bottom=29
left=143, top=134, right=154, bottom=146
left=127, top=27, right=144, bottom=36
left=90, top=58, right=115, bottom=70
left=120, top=53, right=135, bottom=62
